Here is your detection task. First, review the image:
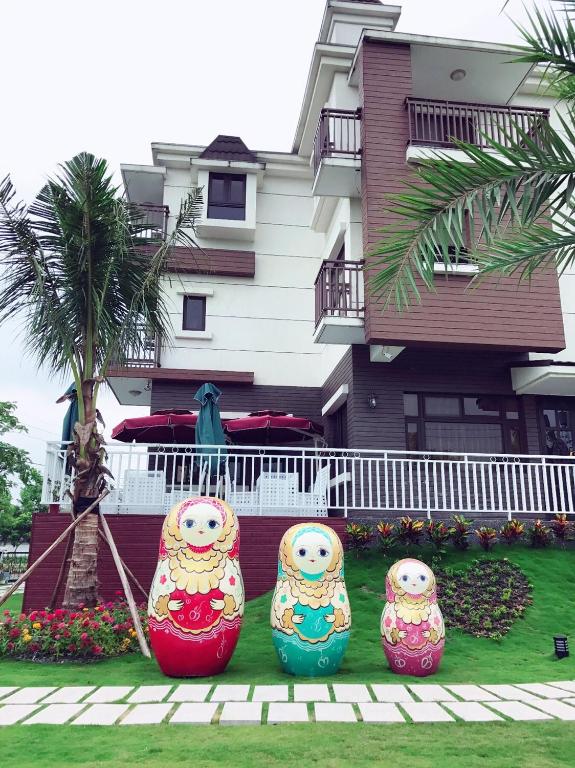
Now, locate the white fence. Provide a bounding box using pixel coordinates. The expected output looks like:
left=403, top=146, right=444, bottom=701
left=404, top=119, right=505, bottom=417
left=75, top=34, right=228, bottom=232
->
left=42, top=442, right=575, bottom=519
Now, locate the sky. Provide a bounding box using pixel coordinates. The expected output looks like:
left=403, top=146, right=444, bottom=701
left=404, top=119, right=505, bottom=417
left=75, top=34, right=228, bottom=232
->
left=0, top=0, right=553, bottom=472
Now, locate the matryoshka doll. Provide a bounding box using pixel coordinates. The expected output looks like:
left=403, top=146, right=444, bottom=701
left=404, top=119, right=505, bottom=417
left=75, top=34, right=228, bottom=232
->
left=381, top=558, right=444, bottom=677
left=148, top=496, right=244, bottom=677
left=271, top=523, right=351, bottom=676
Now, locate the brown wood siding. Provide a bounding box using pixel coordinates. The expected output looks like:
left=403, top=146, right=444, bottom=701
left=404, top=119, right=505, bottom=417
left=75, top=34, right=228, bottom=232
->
left=151, top=381, right=323, bottom=423
left=166, top=246, right=255, bottom=277
left=108, top=368, right=254, bottom=385
left=23, top=514, right=347, bottom=610
left=321, top=349, right=354, bottom=446
left=343, top=346, right=539, bottom=452
left=359, top=40, right=565, bottom=353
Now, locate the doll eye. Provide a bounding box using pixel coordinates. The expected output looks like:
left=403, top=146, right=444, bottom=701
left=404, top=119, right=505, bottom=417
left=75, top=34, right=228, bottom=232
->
left=420, top=574, right=426, bottom=581
left=319, top=548, right=328, bottom=557
left=298, top=548, right=307, bottom=557
left=402, top=575, right=409, bottom=582
left=208, top=519, right=218, bottom=529
left=184, top=519, right=195, bottom=529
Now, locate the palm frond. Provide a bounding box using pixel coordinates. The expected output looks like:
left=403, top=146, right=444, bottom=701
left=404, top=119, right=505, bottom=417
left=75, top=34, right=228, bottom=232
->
left=370, top=110, right=575, bottom=310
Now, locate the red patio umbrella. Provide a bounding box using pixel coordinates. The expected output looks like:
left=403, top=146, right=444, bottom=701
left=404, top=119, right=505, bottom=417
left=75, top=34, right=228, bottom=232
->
left=224, top=410, right=323, bottom=445
left=111, top=410, right=199, bottom=443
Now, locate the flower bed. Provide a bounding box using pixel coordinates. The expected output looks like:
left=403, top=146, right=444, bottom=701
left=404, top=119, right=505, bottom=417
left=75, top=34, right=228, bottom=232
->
left=436, top=559, right=532, bottom=640
left=0, top=594, right=148, bottom=661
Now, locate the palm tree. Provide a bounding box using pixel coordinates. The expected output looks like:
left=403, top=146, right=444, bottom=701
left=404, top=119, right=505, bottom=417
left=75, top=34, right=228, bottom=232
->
left=370, top=1, right=575, bottom=311
left=0, top=152, right=202, bottom=607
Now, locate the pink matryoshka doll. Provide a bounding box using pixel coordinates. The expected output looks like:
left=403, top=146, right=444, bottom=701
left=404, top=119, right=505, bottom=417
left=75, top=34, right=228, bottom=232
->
left=380, top=558, right=444, bottom=677
left=148, top=496, right=244, bottom=677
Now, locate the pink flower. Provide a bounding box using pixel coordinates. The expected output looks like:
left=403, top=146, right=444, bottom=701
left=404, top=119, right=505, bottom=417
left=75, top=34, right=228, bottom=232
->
left=160, top=575, right=167, bottom=585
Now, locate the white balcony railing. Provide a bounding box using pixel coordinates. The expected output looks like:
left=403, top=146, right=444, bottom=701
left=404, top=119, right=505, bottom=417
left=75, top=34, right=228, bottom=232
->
left=41, top=442, right=575, bottom=519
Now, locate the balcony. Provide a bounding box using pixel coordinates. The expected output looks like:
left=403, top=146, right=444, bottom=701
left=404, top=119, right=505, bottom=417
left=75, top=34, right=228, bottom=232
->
left=42, top=441, right=575, bottom=519
left=313, top=260, right=365, bottom=344
left=406, top=97, right=549, bottom=160
left=133, top=203, right=169, bottom=241
left=312, top=108, right=362, bottom=197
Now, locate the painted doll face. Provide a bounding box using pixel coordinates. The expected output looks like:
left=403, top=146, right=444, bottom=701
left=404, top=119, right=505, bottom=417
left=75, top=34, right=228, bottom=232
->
left=292, top=531, right=333, bottom=576
left=179, top=501, right=223, bottom=547
left=395, top=560, right=432, bottom=596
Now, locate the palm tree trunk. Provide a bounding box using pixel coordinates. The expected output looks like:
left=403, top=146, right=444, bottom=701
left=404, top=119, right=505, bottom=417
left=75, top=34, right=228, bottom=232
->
left=62, top=384, right=101, bottom=608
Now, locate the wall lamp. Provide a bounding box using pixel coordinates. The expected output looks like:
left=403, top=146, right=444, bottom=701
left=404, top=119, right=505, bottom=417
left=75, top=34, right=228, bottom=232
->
left=368, top=394, right=377, bottom=409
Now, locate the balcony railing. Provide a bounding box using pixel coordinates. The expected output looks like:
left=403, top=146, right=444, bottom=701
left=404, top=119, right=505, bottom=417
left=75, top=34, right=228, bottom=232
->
left=133, top=203, right=169, bottom=241
left=406, top=97, right=550, bottom=150
left=313, top=108, right=362, bottom=176
left=42, top=442, right=575, bottom=519
left=315, top=260, right=364, bottom=327
left=112, top=322, right=160, bottom=369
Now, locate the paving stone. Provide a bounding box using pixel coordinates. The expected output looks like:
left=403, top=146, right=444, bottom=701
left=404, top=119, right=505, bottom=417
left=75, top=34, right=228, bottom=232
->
left=371, top=684, right=414, bottom=703
left=121, top=704, right=173, bottom=725
left=267, top=703, right=309, bottom=724
left=72, top=704, right=130, bottom=725
left=24, top=704, right=87, bottom=725
left=42, top=687, right=96, bottom=704
left=127, top=686, right=172, bottom=703
left=314, top=703, right=357, bottom=722
left=294, top=684, right=331, bottom=702
left=1, top=687, right=56, bottom=704
left=407, top=685, right=456, bottom=702
left=170, top=703, right=218, bottom=724
left=169, top=685, right=212, bottom=703
left=358, top=703, right=405, bottom=723
left=252, top=685, right=289, bottom=702
left=444, top=685, right=499, bottom=702
left=401, top=702, right=455, bottom=722
left=442, top=702, right=503, bottom=722
left=486, top=701, right=554, bottom=721
left=84, top=687, right=134, bottom=703
left=514, top=683, right=571, bottom=699
left=0, top=688, right=17, bottom=700
left=220, top=702, right=262, bottom=725
left=0, top=705, right=41, bottom=726
left=548, top=681, right=575, bottom=694
left=564, top=698, right=575, bottom=707
left=211, top=685, right=250, bottom=702
left=333, top=684, right=372, bottom=703
left=523, top=699, right=575, bottom=720
left=480, top=685, right=540, bottom=702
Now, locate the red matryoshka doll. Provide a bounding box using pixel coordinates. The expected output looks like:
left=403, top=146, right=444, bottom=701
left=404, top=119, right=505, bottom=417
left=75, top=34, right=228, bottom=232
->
left=148, top=496, right=244, bottom=677
left=381, top=558, right=444, bottom=677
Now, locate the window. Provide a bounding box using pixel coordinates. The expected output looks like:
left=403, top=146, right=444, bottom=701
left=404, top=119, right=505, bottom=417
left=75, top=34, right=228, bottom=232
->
left=540, top=401, right=575, bottom=454
left=182, top=296, right=206, bottom=331
left=404, top=393, right=523, bottom=454
left=207, top=173, right=246, bottom=220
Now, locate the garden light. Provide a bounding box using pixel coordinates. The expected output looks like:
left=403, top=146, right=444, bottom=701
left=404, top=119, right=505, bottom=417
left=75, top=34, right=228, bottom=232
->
left=554, top=634, right=569, bottom=659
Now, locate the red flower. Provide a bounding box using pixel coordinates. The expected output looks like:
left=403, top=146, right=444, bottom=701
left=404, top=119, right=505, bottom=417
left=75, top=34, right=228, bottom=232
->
left=30, top=643, right=40, bottom=652
left=82, top=619, right=90, bottom=628
left=67, top=643, right=76, bottom=653
left=9, top=628, right=20, bottom=638
left=92, top=645, right=103, bottom=655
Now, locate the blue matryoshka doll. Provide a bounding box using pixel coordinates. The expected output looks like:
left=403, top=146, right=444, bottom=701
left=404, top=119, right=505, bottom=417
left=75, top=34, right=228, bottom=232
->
left=271, top=523, right=351, bottom=676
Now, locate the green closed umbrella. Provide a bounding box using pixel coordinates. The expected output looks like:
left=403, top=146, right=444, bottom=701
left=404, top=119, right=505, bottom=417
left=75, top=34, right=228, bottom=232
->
left=57, top=383, right=79, bottom=443
left=194, top=383, right=227, bottom=480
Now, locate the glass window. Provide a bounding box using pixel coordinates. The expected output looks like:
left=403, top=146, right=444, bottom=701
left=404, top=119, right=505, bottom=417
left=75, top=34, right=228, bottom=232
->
left=504, top=398, right=520, bottom=420
left=403, top=394, right=419, bottom=417
left=425, top=422, right=503, bottom=453
left=406, top=422, right=419, bottom=451
left=424, top=396, right=460, bottom=417
left=207, top=173, right=246, bottom=220
left=463, top=396, right=500, bottom=417
left=182, top=296, right=206, bottom=331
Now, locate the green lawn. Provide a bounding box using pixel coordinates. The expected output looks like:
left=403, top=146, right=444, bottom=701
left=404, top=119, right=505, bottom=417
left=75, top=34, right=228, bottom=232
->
left=0, top=723, right=574, bottom=768
left=1, top=546, right=574, bottom=686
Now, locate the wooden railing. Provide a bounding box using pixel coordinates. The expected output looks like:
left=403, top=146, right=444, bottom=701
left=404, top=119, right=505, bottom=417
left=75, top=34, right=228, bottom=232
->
left=406, top=97, right=549, bottom=149
left=315, top=260, right=364, bottom=327
left=313, top=108, right=362, bottom=176
left=43, top=442, right=575, bottom=519
left=133, top=203, right=169, bottom=240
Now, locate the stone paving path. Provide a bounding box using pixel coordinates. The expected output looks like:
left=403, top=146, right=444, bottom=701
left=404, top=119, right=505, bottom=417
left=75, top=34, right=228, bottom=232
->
left=1, top=681, right=575, bottom=725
